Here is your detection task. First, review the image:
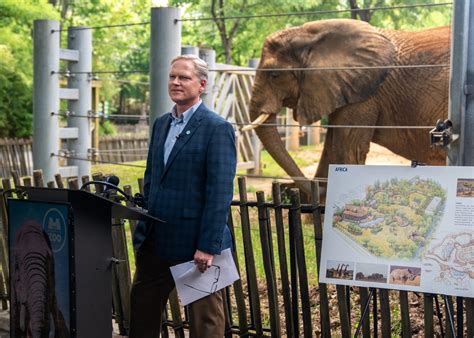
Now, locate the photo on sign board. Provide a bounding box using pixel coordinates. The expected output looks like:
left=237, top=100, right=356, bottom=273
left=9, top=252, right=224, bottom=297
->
left=388, top=265, right=421, bottom=286
left=355, top=262, right=388, bottom=284
left=325, top=260, right=355, bottom=280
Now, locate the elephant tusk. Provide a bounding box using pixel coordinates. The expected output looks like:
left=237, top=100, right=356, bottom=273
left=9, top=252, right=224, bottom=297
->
left=242, top=113, right=271, bottom=132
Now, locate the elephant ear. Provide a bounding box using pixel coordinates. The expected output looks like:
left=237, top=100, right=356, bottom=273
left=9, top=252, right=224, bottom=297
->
left=290, top=19, right=396, bottom=125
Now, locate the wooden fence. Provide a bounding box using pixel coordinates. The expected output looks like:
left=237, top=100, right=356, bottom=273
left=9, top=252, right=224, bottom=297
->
left=0, top=170, right=472, bottom=337
left=0, top=138, right=33, bottom=178
left=97, top=134, right=149, bottom=163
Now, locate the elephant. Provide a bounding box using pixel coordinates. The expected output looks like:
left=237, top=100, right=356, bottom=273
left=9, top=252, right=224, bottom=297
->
left=11, top=220, right=69, bottom=338
left=245, top=19, right=449, bottom=197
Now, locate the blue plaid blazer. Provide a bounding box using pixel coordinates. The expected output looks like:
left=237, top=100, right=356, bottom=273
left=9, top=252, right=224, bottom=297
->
left=133, top=104, right=237, bottom=260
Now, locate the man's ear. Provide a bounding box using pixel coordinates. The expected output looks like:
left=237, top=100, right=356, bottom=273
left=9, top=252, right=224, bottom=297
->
left=200, top=80, right=207, bottom=93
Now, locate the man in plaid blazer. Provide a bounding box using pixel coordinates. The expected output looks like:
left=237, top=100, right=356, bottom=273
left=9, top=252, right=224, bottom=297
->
left=130, top=55, right=237, bottom=338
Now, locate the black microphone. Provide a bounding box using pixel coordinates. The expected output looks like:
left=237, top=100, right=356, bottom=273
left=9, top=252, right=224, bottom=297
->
left=175, top=134, right=181, bottom=140
left=104, top=175, right=120, bottom=195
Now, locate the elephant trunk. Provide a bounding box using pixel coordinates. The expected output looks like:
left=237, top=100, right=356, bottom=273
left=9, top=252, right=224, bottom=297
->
left=252, top=113, right=311, bottom=195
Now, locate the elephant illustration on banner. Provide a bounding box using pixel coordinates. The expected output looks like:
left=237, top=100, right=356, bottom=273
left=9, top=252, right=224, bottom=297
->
left=245, top=19, right=449, bottom=196
left=10, top=220, right=69, bottom=338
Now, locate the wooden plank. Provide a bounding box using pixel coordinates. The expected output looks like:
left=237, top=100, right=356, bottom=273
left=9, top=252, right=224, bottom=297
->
left=33, top=169, right=45, bottom=187
left=424, top=294, right=434, bottom=337
left=67, top=178, right=79, bottom=190
left=92, top=173, right=105, bottom=193
left=336, top=285, right=351, bottom=337
left=288, top=194, right=299, bottom=337
left=289, top=189, right=312, bottom=338
left=226, top=212, right=248, bottom=335
left=310, top=181, right=331, bottom=337
left=379, top=289, right=391, bottom=338
left=81, top=176, right=91, bottom=192
left=55, top=173, right=65, bottom=189
left=237, top=177, right=263, bottom=335
left=0, top=189, right=10, bottom=310
left=0, top=183, right=10, bottom=309
left=111, top=218, right=132, bottom=334
left=466, top=298, right=474, bottom=338
left=359, top=287, right=371, bottom=337
left=111, top=259, right=126, bottom=335
left=23, top=177, right=32, bottom=187
left=256, top=191, right=281, bottom=336
left=445, top=296, right=455, bottom=338
left=168, top=289, right=185, bottom=338
left=124, top=185, right=138, bottom=237
left=271, top=183, right=294, bottom=337
left=399, top=291, right=411, bottom=338
left=215, top=74, right=235, bottom=115
left=11, top=170, right=21, bottom=188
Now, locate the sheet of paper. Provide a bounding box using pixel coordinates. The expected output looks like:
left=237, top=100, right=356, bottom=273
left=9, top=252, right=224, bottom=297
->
left=170, top=248, right=240, bottom=306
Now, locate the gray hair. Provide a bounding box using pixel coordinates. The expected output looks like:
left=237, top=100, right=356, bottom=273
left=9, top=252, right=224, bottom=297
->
left=171, top=55, right=208, bottom=81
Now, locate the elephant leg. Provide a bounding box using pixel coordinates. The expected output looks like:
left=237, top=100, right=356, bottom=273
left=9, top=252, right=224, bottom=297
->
left=315, top=103, right=379, bottom=196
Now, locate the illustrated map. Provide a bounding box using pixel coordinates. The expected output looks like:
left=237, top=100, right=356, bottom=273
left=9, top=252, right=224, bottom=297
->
left=332, top=176, right=446, bottom=260
left=319, top=165, right=474, bottom=297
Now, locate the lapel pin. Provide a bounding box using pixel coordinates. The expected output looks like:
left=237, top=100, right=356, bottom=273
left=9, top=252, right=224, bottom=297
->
left=186, top=130, right=191, bottom=135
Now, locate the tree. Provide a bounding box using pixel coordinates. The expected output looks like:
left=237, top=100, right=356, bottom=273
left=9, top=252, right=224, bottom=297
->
left=0, top=0, right=59, bottom=137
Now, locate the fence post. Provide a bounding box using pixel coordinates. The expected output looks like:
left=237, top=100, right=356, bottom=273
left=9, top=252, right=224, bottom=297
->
left=271, top=182, right=294, bottom=336
left=33, top=20, right=60, bottom=182
left=448, top=0, right=474, bottom=165
left=149, top=7, right=181, bottom=128
left=310, top=181, right=331, bottom=337
left=285, top=109, right=299, bottom=151
left=289, top=189, right=312, bottom=338
left=200, top=48, right=216, bottom=109
left=67, top=26, right=92, bottom=178
left=238, top=177, right=263, bottom=335
left=256, top=191, right=281, bottom=336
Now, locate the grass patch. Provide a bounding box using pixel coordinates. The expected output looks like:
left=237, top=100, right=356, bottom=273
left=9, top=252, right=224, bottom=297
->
left=92, top=160, right=146, bottom=194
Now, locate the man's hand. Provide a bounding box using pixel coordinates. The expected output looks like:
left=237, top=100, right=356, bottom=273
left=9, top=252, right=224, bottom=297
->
left=194, top=250, right=214, bottom=273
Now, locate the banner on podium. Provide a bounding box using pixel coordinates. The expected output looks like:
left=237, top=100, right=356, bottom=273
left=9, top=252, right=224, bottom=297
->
left=8, top=199, right=72, bottom=337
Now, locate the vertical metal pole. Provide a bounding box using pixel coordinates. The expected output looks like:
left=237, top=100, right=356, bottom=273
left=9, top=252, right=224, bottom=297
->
left=448, top=0, right=473, bottom=165
left=67, top=26, right=92, bottom=178
left=247, top=58, right=261, bottom=174
left=33, top=20, right=60, bottom=182
left=150, top=7, right=181, bottom=130
left=181, top=45, right=199, bottom=56
left=463, top=2, right=474, bottom=165
left=200, top=48, right=216, bottom=109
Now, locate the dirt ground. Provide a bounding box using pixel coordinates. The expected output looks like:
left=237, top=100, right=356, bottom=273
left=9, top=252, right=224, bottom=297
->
left=245, top=143, right=411, bottom=195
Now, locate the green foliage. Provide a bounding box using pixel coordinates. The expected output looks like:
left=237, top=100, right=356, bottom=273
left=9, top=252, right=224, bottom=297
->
left=99, top=120, right=117, bottom=136
left=60, top=0, right=151, bottom=111
left=0, top=0, right=58, bottom=137
left=1, top=0, right=453, bottom=136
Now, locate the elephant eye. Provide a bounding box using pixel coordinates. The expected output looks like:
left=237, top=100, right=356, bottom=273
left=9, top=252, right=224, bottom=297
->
left=269, top=71, right=279, bottom=79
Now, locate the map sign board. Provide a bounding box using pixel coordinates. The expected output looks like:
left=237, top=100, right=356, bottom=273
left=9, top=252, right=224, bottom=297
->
left=319, top=165, right=474, bottom=297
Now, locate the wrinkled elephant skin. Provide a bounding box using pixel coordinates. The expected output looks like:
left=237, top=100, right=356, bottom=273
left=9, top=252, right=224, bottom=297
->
left=248, top=19, right=449, bottom=197
left=11, top=220, right=69, bottom=337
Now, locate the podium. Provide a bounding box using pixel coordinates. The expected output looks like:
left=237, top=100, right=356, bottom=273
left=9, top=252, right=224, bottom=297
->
left=7, top=187, right=160, bottom=338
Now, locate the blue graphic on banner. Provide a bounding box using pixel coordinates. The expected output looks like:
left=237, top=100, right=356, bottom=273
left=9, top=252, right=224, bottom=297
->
left=8, top=200, right=71, bottom=337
